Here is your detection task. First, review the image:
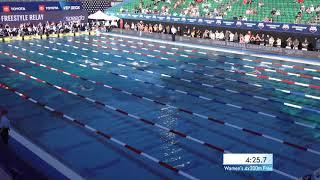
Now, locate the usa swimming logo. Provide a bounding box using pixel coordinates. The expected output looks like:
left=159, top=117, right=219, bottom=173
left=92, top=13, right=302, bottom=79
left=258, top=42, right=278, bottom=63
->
left=258, top=23, right=264, bottom=29
left=309, top=26, right=317, bottom=33
left=282, top=24, right=290, bottom=31
left=236, top=21, right=242, bottom=27
left=216, top=20, right=222, bottom=25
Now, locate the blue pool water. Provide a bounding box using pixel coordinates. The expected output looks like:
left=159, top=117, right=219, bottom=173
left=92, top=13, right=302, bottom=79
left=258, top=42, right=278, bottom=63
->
left=0, top=33, right=319, bottom=180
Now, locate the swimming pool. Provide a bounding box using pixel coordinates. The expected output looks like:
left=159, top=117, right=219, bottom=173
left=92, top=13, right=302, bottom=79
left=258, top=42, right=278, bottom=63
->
left=0, top=33, right=319, bottom=180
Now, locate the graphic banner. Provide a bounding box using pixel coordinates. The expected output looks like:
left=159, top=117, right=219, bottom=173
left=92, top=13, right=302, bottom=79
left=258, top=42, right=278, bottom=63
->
left=0, top=10, right=88, bottom=25
left=0, top=2, right=82, bottom=13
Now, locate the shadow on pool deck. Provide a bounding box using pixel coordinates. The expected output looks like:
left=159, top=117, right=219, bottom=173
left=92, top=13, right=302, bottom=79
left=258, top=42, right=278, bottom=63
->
left=0, top=140, right=47, bottom=180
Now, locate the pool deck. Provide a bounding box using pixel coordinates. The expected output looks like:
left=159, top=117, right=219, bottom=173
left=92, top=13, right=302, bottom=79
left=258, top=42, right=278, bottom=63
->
left=103, top=30, right=320, bottom=66
left=0, top=168, right=10, bottom=180
left=0, top=129, right=84, bottom=180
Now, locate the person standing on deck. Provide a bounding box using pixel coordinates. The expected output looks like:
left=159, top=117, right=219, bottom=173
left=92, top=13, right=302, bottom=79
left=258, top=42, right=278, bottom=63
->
left=171, top=25, right=177, bottom=42
left=0, top=110, right=10, bottom=145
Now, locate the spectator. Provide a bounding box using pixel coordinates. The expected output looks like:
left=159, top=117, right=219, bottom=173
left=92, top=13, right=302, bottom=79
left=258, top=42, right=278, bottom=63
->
left=276, top=38, right=282, bottom=47
left=316, top=5, right=320, bottom=12
left=302, top=38, right=309, bottom=50
left=269, top=36, right=275, bottom=46
left=165, top=25, right=170, bottom=34
left=124, top=22, right=130, bottom=30
left=233, top=32, right=239, bottom=42
left=209, top=30, right=215, bottom=40
left=225, top=30, right=230, bottom=41
left=255, top=34, right=262, bottom=45
left=0, top=110, right=10, bottom=145
left=239, top=34, right=245, bottom=43
left=258, top=0, right=264, bottom=7
left=260, top=34, right=265, bottom=45
left=271, top=8, right=277, bottom=16
left=171, top=25, right=177, bottom=41
left=111, top=20, right=118, bottom=28
left=229, top=31, right=234, bottom=42
left=310, top=5, right=315, bottom=13
left=244, top=32, right=251, bottom=43
left=191, top=27, right=196, bottom=37
left=316, top=38, right=320, bottom=51
left=293, top=38, right=300, bottom=49
left=159, top=23, right=164, bottom=33
left=286, top=37, right=293, bottom=48
left=202, top=29, right=209, bottom=39
left=295, top=12, right=302, bottom=24
left=250, top=35, right=256, bottom=44
left=219, top=31, right=224, bottom=41
left=177, top=26, right=182, bottom=36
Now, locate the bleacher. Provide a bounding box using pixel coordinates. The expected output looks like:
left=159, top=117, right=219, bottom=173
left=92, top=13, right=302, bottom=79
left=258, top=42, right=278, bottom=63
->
left=107, top=0, right=320, bottom=24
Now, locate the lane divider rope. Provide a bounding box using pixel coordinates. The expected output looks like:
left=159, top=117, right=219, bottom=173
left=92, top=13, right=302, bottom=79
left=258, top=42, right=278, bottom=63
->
left=67, top=39, right=320, bottom=98
left=34, top=41, right=320, bottom=101
left=0, top=82, right=199, bottom=180
left=24, top=43, right=320, bottom=116
left=4, top=46, right=320, bottom=128
left=94, top=36, right=320, bottom=80
left=72, top=39, right=320, bottom=90
left=1, top=50, right=319, bottom=132
left=0, top=63, right=237, bottom=154
left=0, top=82, right=299, bottom=180
left=99, top=34, right=320, bottom=73
left=1, top=63, right=320, bottom=156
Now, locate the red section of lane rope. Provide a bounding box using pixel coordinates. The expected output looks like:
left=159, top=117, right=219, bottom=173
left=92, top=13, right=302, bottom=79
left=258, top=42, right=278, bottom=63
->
left=84, top=38, right=320, bottom=81
left=0, top=82, right=198, bottom=180
left=100, top=34, right=320, bottom=73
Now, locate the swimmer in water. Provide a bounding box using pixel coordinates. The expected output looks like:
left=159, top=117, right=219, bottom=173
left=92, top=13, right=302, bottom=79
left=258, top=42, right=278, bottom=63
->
left=231, top=66, right=246, bottom=74
left=131, top=61, right=148, bottom=68
left=231, top=66, right=237, bottom=71
left=84, top=60, right=103, bottom=66
left=80, top=84, right=94, bottom=91
left=258, top=62, right=271, bottom=68
left=253, top=69, right=262, bottom=74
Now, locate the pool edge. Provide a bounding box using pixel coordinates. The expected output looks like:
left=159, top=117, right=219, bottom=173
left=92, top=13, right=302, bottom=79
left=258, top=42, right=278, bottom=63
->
left=10, top=129, right=85, bottom=180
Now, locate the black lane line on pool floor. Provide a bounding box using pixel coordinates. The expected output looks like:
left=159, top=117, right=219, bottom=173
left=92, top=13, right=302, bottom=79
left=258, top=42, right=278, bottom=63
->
left=101, top=33, right=320, bottom=71
left=75, top=39, right=320, bottom=109
left=94, top=36, right=320, bottom=81
left=17, top=43, right=320, bottom=127
left=41, top=37, right=320, bottom=100
left=2, top=48, right=320, bottom=147
left=0, top=67, right=302, bottom=180
left=1, top=61, right=320, bottom=158
left=3, top=46, right=320, bottom=143
left=0, top=81, right=199, bottom=180
left=99, top=34, right=320, bottom=75
left=65, top=38, right=320, bottom=102
left=71, top=37, right=320, bottom=90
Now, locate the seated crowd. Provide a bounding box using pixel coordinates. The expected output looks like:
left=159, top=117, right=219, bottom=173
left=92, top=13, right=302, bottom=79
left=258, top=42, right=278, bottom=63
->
left=123, top=21, right=320, bottom=51
left=118, top=0, right=320, bottom=24
left=0, top=21, right=102, bottom=38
